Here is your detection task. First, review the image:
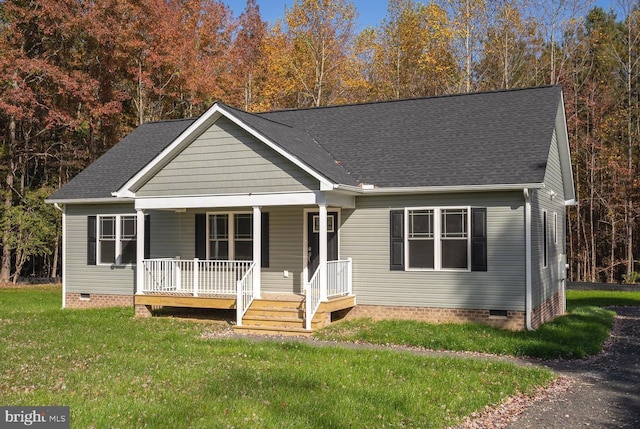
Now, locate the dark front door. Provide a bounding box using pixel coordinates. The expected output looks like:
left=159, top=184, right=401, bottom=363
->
left=307, top=212, right=338, bottom=280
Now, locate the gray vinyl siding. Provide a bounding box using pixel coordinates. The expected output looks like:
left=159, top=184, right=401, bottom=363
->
left=260, top=206, right=306, bottom=294
left=342, top=192, right=526, bottom=310
left=136, top=117, right=319, bottom=196
left=531, top=130, right=566, bottom=307
left=65, top=203, right=136, bottom=295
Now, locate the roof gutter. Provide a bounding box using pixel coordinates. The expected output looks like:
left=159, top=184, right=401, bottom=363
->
left=524, top=188, right=533, bottom=331
left=334, top=183, right=545, bottom=195
left=45, top=197, right=134, bottom=205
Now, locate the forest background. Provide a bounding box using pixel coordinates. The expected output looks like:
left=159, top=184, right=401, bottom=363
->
left=0, top=0, right=638, bottom=284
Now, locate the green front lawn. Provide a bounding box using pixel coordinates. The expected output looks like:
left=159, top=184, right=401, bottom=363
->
left=0, top=285, right=553, bottom=428
left=316, top=289, right=640, bottom=360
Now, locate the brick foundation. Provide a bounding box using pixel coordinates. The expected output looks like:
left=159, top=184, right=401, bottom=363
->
left=531, top=289, right=564, bottom=329
left=65, top=293, right=133, bottom=309
left=340, top=304, right=526, bottom=331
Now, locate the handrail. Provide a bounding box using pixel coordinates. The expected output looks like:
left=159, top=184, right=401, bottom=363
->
left=305, top=264, right=322, bottom=330
left=236, top=262, right=256, bottom=326
left=326, top=259, right=352, bottom=298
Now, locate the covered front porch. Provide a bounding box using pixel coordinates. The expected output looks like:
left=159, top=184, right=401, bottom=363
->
left=136, top=257, right=354, bottom=332
left=132, top=192, right=357, bottom=333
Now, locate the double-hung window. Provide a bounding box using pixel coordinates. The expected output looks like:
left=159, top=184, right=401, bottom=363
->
left=208, top=213, right=253, bottom=261
left=406, top=207, right=470, bottom=271
left=97, top=215, right=137, bottom=265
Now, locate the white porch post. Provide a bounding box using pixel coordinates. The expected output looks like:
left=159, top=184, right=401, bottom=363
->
left=253, top=206, right=262, bottom=298
left=319, top=204, right=328, bottom=301
left=136, top=209, right=145, bottom=295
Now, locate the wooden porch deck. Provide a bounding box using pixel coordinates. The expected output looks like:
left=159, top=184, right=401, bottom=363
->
left=135, top=292, right=356, bottom=335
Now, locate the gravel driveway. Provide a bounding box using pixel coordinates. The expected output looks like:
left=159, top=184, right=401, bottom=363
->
left=503, top=306, right=640, bottom=428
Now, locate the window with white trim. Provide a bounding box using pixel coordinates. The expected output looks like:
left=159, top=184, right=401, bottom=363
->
left=208, top=213, right=253, bottom=260
left=98, top=215, right=137, bottom=265
left=553, top=212, right=558, bottom=245
left=406, top=207, right=470, bottom=271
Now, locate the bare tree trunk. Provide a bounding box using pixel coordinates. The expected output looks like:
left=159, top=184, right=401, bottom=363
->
left=1, top=117, right=16, bottom=283
left=589, top=135, right=596, bottom=281
left=51, top=231, right=59, bottom=279
left=610, top=219, right=616, bottom=283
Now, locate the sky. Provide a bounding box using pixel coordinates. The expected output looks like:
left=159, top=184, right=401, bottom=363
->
left=224, top=0, right=623, bottom=30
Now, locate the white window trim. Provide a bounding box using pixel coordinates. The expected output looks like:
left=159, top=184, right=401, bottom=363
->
left=553, top=212, right=558, bottom=245
left=206, top=211, right=253, bottom=260
left=404, top=206, right=471, bottom=272
left=97, top=214, right=137, bottom=266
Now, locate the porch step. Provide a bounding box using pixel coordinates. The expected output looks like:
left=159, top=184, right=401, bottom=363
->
left=234, top=294, right=317, bottom=336
left=233, top=325, right=314, bottom=337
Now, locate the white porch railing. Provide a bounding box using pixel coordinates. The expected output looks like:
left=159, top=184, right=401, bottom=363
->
left=327, top=258, right=352, bottom=298
left=142, top=259, right=254, bottom=296
left=305, top=258, right=352, bottom=330
left=236, top=262, right=256, bottom=326
left=305, top=265, right=323, bottom=331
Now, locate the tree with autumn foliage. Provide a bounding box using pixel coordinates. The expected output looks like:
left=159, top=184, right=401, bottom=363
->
left=1, top=0, right=640, bottom=284
left=284, top=0, right=358, bottom=107
left=365, top=0, right=458, bottom=99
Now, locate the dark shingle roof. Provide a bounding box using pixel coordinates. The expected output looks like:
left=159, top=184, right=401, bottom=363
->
left=258, top=86, right=562, bottom=188
left=49, top=86, right=562, bottom=201
left=49, top=119, right=195, bottom=200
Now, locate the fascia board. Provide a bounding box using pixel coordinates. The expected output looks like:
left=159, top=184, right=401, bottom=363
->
left=114, top=103, right=335, bottom=198
left=557, top=93, right=576, bottom=202
left=334, top=183, right=545, bottom=195
left=45, top=198, right=134, bottom=205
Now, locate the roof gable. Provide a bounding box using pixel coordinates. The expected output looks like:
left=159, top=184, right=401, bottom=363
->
left=134, top=116, right=323, bottom=196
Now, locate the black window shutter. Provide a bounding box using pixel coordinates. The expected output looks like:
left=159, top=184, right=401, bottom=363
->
left=144, top=214, right=150, bottom=259
left=261, top=212, right=269, bottom=268
left=87, top=216, right=97, bottom=265
left=390, top=210, right=404, bottom=271
left=471, top=208, right=487, bottom=271
left=195, top=213, right=207, bottom=259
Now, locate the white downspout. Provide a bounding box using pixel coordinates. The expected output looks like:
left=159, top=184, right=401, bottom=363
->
left=524, top=189, right=533, bottom=331
left=54, top=203, right=66, bottom=309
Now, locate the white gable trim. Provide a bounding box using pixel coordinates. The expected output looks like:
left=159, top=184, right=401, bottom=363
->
left=556, top=92, right=576, bottom=204
left=113, top=104, right=335, bottom=198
